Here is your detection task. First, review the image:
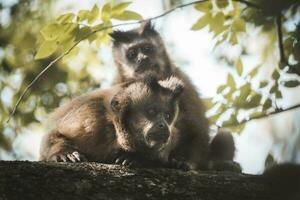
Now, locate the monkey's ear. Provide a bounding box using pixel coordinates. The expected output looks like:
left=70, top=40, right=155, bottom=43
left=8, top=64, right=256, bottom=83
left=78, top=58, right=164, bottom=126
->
left=111, top=94, right=130, bottom=113
left=111, top=98, right=121, bottom=113
left=109, top=30, right=132, bottom=43
left=140, top=20, right=157, bottom=36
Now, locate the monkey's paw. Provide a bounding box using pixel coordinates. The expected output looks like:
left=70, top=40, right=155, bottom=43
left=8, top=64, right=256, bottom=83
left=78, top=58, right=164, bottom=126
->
left=50, top=151, right=87, bottom=163
left=115, top=155, right=138, bottom=168
left=168, top=159, right=190, bottom=171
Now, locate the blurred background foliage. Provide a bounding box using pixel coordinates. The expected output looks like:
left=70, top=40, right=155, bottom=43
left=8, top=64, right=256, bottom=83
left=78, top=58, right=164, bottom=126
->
left=0, top=0, right=300, bottom=165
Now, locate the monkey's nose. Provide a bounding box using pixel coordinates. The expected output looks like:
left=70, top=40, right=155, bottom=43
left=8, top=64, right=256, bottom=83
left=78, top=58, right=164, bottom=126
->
left=158, top=123, right=166, bottom=129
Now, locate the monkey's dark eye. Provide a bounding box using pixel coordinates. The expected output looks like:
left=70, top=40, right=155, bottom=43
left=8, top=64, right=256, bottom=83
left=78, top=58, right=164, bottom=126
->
left=148, top=108, right=156, bottom=116
left=142, top=45, right=154, bottom=54
left=164, top=112, right=171, bottom=120
left=127, top=48, right=137, bottom=59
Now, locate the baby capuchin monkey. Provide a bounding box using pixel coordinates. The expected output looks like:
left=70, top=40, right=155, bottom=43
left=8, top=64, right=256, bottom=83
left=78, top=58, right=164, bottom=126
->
left=40, top=76, right=188, bottom=168
left=110, top=21, right=241, bottom=171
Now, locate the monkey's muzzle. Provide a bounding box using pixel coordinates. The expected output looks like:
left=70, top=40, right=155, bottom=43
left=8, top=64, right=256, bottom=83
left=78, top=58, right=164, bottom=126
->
left=146, top=123, right=170, bottom=148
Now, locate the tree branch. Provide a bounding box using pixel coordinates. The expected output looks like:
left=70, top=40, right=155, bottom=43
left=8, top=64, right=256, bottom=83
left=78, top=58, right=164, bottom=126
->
left=6, top=0, right=261, bottom=122
left=223, top=102, right=300, bottom=128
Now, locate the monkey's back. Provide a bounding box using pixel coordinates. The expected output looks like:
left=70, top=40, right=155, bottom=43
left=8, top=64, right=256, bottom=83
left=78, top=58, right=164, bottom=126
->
left=40, top=88, right=120, bottom=162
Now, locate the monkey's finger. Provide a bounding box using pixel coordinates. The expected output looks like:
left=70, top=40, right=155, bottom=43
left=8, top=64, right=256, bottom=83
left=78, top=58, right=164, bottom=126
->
left=115, top=157, right=124, bottom=164
left=58, top=155, right=67, bottom=162
left=72, top=151, right=81, bottom=162
left=66, top=154, right=76, bottom=163
left=122, top=159, right=129, bottom=166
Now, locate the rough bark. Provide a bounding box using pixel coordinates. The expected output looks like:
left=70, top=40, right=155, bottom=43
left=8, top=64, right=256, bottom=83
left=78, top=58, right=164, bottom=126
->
left=0, top=161, right=289, bottom=200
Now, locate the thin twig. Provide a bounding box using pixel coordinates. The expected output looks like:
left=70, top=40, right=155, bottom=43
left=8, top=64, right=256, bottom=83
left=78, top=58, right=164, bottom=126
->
left=6, top=0, right=261, bottom=122
left=223, top=102, right=300, bottom=127
left=276, top=13, right=286, bottom=64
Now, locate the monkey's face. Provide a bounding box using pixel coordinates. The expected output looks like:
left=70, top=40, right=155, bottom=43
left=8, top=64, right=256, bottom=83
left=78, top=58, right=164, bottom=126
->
left=111, top=76, right=184, bottom=159
left=125, top=94, right=179, bottom=151
left=110, top=21, right=170, bottom=78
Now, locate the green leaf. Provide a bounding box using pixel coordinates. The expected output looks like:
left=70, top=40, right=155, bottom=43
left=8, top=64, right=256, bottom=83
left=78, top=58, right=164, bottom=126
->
left=216, top=0, right=229, bottom=9
left=74, top=26, right=92, bottom=42
left=232, top=18, right=246, bottom=32
left=191, top=13, right=210, bottom=30
left=112, top=2, right=131, bottom=17
left=113, top=11, right=143, bottom=21
left=249, top=111, right=264, bottom=119
left=210, top=13, right=227, bottom=36
left=227, top=73, right=236, bottom=90
left=222, top=113, right=239, bottom=127
left=283, top=80, right=300, bottom=88
left=236, top=83, right=251, bottom=102
left=88, top=5, right=99, bottom=23
left=194, top=1, right=212, bottom=12
left=101, top=2, right=112, bottom=22
left=217, top=85, right=227, bottom=93
left=272, top=70, right=280, bottom=80
left=270, top=85, right=277, bottom=93
left=229, top=32, right=238, bottom=45
left=35, top=40, right=58, bottom=59
left=263, top=99, right=272, bottom=110
left=56, top=13, right=75, bottom=24
left=275, top=90, right=282, bottom=98
left=40, top=23, right=62, bottom=41
left=235, top=58, right=243, bottom=76
left=259, top=80, right=268, bottom=88
left=248, top=93, right=262, bottom=107
left=248, top=65, right=259, bottom=78
left=78, top=10, right=90, bottom=22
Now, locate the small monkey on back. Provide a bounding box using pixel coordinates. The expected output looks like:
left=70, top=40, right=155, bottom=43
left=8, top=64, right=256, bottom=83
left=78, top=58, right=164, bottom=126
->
left=40, top=75, right=187, bottom=168
left=110, top=20, right=240, bottom=171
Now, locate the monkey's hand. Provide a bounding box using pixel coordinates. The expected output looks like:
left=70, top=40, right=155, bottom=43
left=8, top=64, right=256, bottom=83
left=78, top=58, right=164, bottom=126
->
left=115, top=154, right=139, bottom=168
left=49, top=151, right=87, bottom=163
left=167, top=159, right=190, bottom=171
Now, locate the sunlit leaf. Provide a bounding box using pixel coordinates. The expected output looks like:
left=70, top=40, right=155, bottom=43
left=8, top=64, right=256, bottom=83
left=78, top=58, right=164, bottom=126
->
left=227, top=73, right=236, bottom=90
left=102, top=2, right=112, bottom=22
left=249, top=111, right=264, bottom=119
left=235, top=58, right=243, bottom=76
left=191, top=13, right=211, bottom=30
left=275, top=90, right=282, bottom=98
left=283, top=80, right=300, bottom=87
left=40, top=23, right=62, bottom=41
left=112, top=2, right=131, bottom=17
left=216, top=0, right=229, bottom=9
left=113, top=11, right=143, bottom=20
left=229, top=32, right=238, bottom=45
left=248, top=65, right=259, bottom=78
left=35, top=40, right=58, bottom=59
left=56, top=13, right=75, bottom=24
left=88, top=5, right=99, bottom=23
left=259, top=80, right=268, bottom=88
left=194, top=1, right=212, bottom=12
left=78, top=10, right=90, bottom=22
left=232, top=18, right=246, bottom=32
left=272, top=69, right=280, bottom=80
left=217, top=85, right=227, bottom=93
left=222, top=112, right=239, bottom=127
left=263, top=98, right=272, bottom=110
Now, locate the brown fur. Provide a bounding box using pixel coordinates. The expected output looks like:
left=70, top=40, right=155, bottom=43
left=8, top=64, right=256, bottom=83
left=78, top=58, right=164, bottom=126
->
left=40, top=76, right=184, bottom=167
left=110, top=21, right=239, bottom=170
